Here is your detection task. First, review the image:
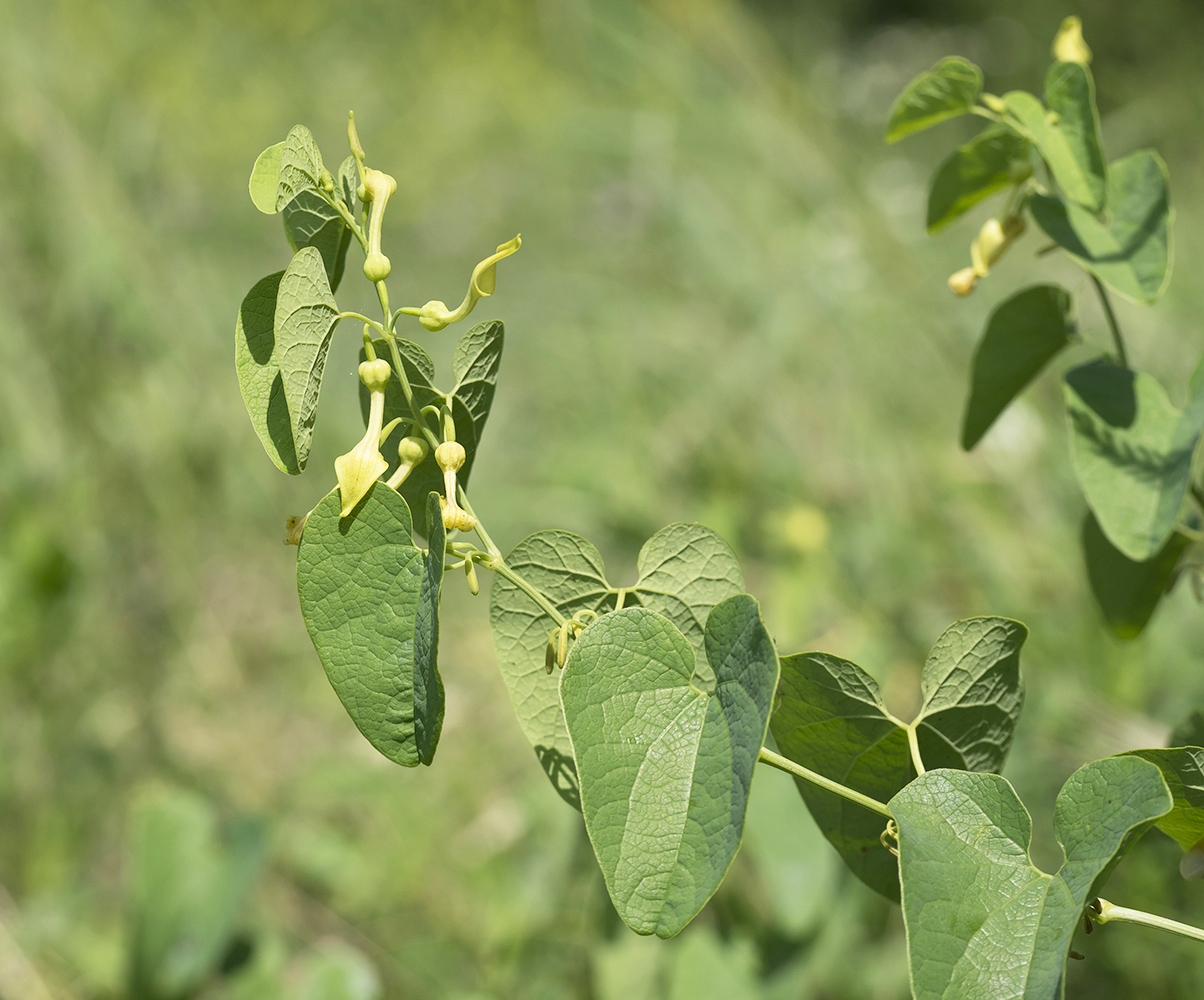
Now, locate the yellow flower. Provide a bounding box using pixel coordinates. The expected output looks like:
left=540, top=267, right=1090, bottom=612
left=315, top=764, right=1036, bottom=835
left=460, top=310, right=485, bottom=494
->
left=335, top=360, right=391, bottom=517
left=410, top=235, right=522, bottom=332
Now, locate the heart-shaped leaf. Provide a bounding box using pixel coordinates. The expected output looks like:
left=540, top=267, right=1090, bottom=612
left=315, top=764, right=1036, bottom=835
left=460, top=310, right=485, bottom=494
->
left=927, top=126, right=1031, bottom=233
left=769, top=652, right=913, bottom=901
left=297, top=486, right=446, bottom=767
left=235, top=270, right=298, bottom=474
left=1065, top=361, right=1204, bottom=561
left=885, top=57, right=982, bottom=143
left=281, top=154, right=358, bottom=292
left=891, top=757, right=1171, bottom=1000
left=275, top=124, right=325, bottom=212
left=961, top=284, right=1075, bottom=450
left=1124, top=748, right=1204, bottom=852
left=1030, top=150, right=1171, bottom=304
left=1082, top=511, right=1188, bottom=639
left=561, top=596, right=779, bottom=938
left=489, top=523, right=745, bottom=807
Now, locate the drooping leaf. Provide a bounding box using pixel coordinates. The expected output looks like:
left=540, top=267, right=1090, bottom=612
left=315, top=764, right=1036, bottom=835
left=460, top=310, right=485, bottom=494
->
left=297, top=485, right=445, bottom=767
left=1030, top=150, right=1171, bottom=304
left=234, top=271, right=299, bottom=474
left=961, top=284, right=1075, bottom=449
left=927, top=126, right=1030, bottom=233
left=769, top=652, right=913, bottom=902
left=912, top=617, right=1027, bottom=774
left=489, top=523, right=744, bottom=808
left=1065, top=361, right=1204, bottom=561
left=272, top=246, right=340, bottom=470
left=1082, top=511, right=1188, bottom=639
left=128, top=787, right=266, bottom=1000
left=1171, top=710, right=1204, bottom=750
left=282, top=191, right=352, bottom=292
left=891, top=757, right=1171, bottom=1000
left=561, top=597, right=779, bottom=938
left=1124, top=748, right=1204, bottom=852
left=275, top=124, right=325, bottom=212
left=249, top=141, right=284, bottom=215
left=885, top=57, right=983, bottom=143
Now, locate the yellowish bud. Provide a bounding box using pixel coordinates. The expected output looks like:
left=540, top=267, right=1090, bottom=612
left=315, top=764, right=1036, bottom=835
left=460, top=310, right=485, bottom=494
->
left=284, top=513, right=308, bottom=546
left=335, top=360, right=392, bottom=517
left=1052, top=17, right=1092, bottom=65
left=970, top=214, right=1025, bottom=276
left=358, top=358, right=391, bottom=393
left=948, top=267, right=979, bottom=296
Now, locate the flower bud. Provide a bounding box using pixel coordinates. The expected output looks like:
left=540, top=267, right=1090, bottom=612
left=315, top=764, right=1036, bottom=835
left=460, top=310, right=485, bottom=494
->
left=435, top=441, right=466, bottom=473
left=398, top=436, right=429, bottom=466
left=358, top=358, right=391, bottom=393
left=1052, top=16, right=1092, bottom=65
left=948, top=267, right=979, bottom=296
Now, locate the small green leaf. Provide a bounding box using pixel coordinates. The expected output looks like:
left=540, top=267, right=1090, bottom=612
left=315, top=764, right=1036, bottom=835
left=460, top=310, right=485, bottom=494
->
left=1043, top=61, right=1106, bottom=210
left=1065, top=361, right=1204, bottom=561
left=489, top=524, right=745, bottom=808
left=297, top=485, right=446, bottom=767
left=1171, top=710, right=1204, bottom=750
left=769, top=652, right=913, bottom=902
left=275, top=124, right=325, bottom=212
left=1030, top=150, right=1172, bottom=303
left=961, top=284, right=1075, bottom=450
left=561, top=597, right=779, bottom=938
left=913, top=617, right=1027, bottom=774
left=1082, top=511, right=1187, bottom=639
left=892, top=757, right=1171, bottom=1000
left=1124, top=748, right=1204, bottom=852
left=927, top=126, right=1030, bottom=233
left=885, top=57, right=983, bottom=143
left=249, top=141, right=284, bottom=215
left=282, top=191, right=352, bottom=292
left=234, top=271, right=299, bottom=474
left=273, top=246, right=340, bottom=470
left=450, top=319, right=504, bottom=433
left=129, top=788, right=265, bottom=1000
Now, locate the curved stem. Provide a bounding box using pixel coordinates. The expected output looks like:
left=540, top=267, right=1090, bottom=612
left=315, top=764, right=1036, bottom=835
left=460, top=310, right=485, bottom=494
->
left=455, top=486, right=500, bottom=558
left=339, top=311, right=386, bottom=335
left=324, top=189, right=368, bottom=251
left=906, top=723, right=927, bottom=776
left=478, top=554, right=566, bottom=627
left=1090, top=274, right=1129, bottom=368
left=1093, top=898, right=1204, bottom=944
left=380, top=334, right=440, bottom=451
left=757, top=747, right=893, bottom=819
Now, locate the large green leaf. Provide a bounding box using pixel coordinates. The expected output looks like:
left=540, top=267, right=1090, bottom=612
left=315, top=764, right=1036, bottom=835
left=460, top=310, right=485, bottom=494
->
left=1082, top=511, right=1188, bottom=639
left=234, top=270, right=298, bottom=474
left=885, top=57, right=983, bottom=143
left=275, top=124, right=325, bottom=211
left=927, top=126, right=1030, bottom=233
left=128, top=787, right=265, bottom=1000
left=1065, top=361, right=1204, bottom=561
left=961, top=284, right=1074, bottom=449
left=249, top=141, right=284, bottom=215
left=297, top=486, right=445, bottom=767
left=489, top=523, right=744, bottom=807
left=892, top=757, right=1171, bottom=1000
left=1124, top=748, right=1204, bottom=852
left=1030, top=150, right=1171, bottom=304
left=769, top=652, right=913, bottom=902
left=912, top=617, right=1027, bottom=773
left=561, top=597, right=779, bottom=938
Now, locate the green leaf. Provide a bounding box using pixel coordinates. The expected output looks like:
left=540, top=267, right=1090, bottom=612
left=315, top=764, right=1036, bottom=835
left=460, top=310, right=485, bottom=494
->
left=234, top=271, right=299, bottom=474
left=249, top=141, right=284, bottom=215
left=450, top=319, right=504, bottom=433
left=891, top=757, right=1171, bottom=1000
left=885, top=57, right=983, bottom=143
left=1124, top=748, right=1204, bottom=852
left=1030, top=150, right=1172, bottom=304
left=1082, top=511, right=1188, bottom=639
left=1043, top=62, right=1107, bottom=209
left=282, top=191, right=352, bottom=293
left=927, top=126, right=1030, bottom=233
left=293, top=942, right=381, bottom=1000
left=297, top=485, right=446, bottom=767
left=961, top=284, right=1075, bottom=449
left=272, top=246, right=340, bottom=470
left=913, top=617, right=1027, bottom=774
left=489, top=523, right=745, bottom=808
left=768, top=652, right=913, bottom=902
left=128, top=787, right=265, bottom=1000
left=275, top=124, right=325, bottom=212
left=1065, top=361, right=1204, bottom=561
left=561, top=596, right=779, bottom=938
left=1171, top=710, right=1204, bottom=750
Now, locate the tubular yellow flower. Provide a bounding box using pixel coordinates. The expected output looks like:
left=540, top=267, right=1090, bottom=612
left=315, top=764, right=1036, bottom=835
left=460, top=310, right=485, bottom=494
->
left=335, top=360, right=391, bottom=517
left=412, top=235, right=522, bottom=332
left=361, top=168, right=398, bottom=282
left=434, top=441, right=476, bottom=531
left=1052, top=17, right=1092, bottom=65
left=385, top=435, right=430, bottom=491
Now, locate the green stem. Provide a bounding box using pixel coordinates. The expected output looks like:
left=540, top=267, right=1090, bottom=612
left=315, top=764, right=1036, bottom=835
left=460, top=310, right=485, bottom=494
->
left=1090, top=274, right=1129, bottom=368
left=455, top=486, right=500, bottom=558
left=757, top=747, right=893, bottom=819
left=906, top=723, right=927, bottom=776
left=376, top=280, right=391, bottom=327
left=380, top=333, right=441, bottom=451
left=479, top=554, right=566, bottom=627
left=339, top=311, right=387, bottom=335
left=323, top=190, right=368, bottom=251
left=1092, top=898, right=1204, bottom=944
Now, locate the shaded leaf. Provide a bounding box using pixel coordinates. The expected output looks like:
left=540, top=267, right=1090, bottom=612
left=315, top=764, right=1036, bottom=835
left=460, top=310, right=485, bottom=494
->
left=891, top=757, right=1171, bottom=1000
left=450, top=319, right=504, bottom=432
left=275, top=124, right=325, bottom=211
left=885, top=57, right=983, bottom=143
left=961, top=284, right=1074, bottom=449
left=769, top=652, right=912, bottom=902
left=1082, top=511, right=1188, bottom=639
left=1124, top=748, right=1204, bottom=852
left=927, top=126, right=1030, bottom=233
left=234, top=271, right=299, bottom=474
left=249, top=141, right=284, bottom=214
left=282, top=191, right=351, bottom=292
left=1030, top=150, right=1171, bottom=304
left=1065, top=361, right=1204, bottom=560
left=297, top=485, right=445, bottom=767
left=1171, top=710, right=1204, bottom=750
left=561, top=597, right=779, bottom=938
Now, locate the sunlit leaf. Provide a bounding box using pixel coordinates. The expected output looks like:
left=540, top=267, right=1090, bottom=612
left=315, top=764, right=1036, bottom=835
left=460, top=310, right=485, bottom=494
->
left=885, top=57, right=983, bottom=143
left=1124, top=748, right=1204, bottom=852
left=249, top=141, right=284, bottom=215
left=927, top=126, right=1030, bottom=233
left=275, top=124, right=325, bottom=212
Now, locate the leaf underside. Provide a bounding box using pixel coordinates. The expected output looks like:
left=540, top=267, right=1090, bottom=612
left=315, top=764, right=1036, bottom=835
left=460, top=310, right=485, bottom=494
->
left=886, top=57, right=983, bottom=143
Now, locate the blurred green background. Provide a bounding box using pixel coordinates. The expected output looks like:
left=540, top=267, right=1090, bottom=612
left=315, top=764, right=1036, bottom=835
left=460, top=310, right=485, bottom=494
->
left=4, top=0, right=1204, bottom=997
